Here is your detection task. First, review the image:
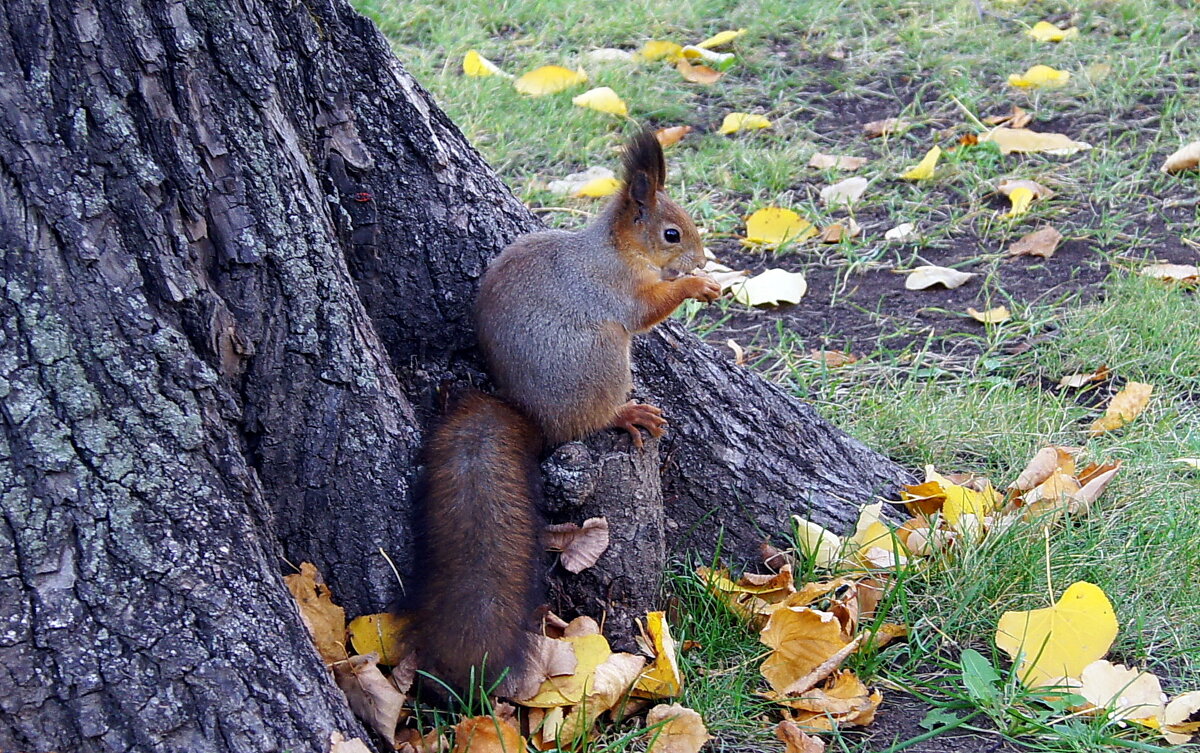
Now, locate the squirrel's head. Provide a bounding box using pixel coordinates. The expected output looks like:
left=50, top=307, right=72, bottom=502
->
left=610, top=130, right=704, bottom=277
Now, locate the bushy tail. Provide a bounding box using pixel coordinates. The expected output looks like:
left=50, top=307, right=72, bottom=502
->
left=406, top=390, right=544, bottom=694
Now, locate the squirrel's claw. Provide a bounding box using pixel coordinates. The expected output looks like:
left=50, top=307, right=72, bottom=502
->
left=611, top=400, right=667, bottom=449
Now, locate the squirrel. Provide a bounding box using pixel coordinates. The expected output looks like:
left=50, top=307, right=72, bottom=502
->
left=407, top=130, right=719, bottom=695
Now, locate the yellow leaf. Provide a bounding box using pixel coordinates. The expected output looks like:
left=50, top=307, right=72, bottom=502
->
left=792, top=516, right=843, bottom=568
left=743, top=207, right=816, bottom=247
left=633, top=612, right=683, bottom=698
left=522, top=633, right=613, bottom=707
left=463, top=49, right=506, bottom=77
left=718, top=112, right=772, bottom=134
left=995, top=581, right=1119, bottom=688
left=575, top=176, right=622, bottom=198
left=697, top=29, right=747, bottom=49
left=1089, top=382, right=1153, bottom=436
left=760, top=607, right=851, bottom=693
left=347, top=612, right=409, bottom=666
left=571, top=86, right=628, bottom=116
left=776, top=671, right=883, bottom=729
left=1026, top=21, right=1079, bottom=42
left=680, top=45, right=735, bottom=66
left=675, top=58, right=723, bottom=84
left=1162, top=141, right=1200, bottom=174
left=968, top=306, right=1011, bottom=324
left=899, top=146, right=942, bottom=180
left=1004, top=186, right=1035, bottom=218
left=981, top=127, right=1092, bottom=155
left=730, top=269, right=808, bottom=306
left=645, top=704, right=711, bottom=753
left=640, top=40, right=683, bottom=62
left=514, top=65, right=588, bottom=96
left=558, top=652, right=646, bottom=740
left=1008, top=64, right=1071, bottom=88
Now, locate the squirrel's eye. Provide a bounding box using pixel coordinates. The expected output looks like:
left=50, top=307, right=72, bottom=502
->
left=663, top=227, right=681, bottom=243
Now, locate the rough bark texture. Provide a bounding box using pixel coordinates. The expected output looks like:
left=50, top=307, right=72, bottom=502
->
left=0, top=0, right=911, bottom=751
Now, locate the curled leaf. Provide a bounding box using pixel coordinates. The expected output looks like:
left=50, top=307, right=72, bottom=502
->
left=645, top=704, right=711, bottom=753
left=718, top=112, right=772, bottom=134
left=463, top=50, right=508, bottom=77
left=1008, top=226, right=1063, bottom=257
left=1162, top=141, right=1200, bottom=174
left=905, top=265, right=976, bottom=290
left=545, top=517, right=610, bottom=573
left=1027, top=21, right=1079, bottom=42
left=730, top=269, right=808, bottom=306
left=514, top=65, right=588, bottom=96
left=655, top=126, right=693, bottom=147
left=572, top=87, right=628, bottom=116
left=1008, top=64, right=1070, bottom=88
left=697, top=29, right=746, bottom=48
left=968, top=306, right=1011, bottom=324
left=899, top=146, right=942, bottom=180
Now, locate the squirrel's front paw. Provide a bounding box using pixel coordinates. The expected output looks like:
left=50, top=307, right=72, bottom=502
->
left=610, top=400, right=667, bottom=450
left=684, top=273, right=721, bottom=303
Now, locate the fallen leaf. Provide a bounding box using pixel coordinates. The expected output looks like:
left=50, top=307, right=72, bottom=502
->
left=983, top=105, right=1032, bottom=129
left=1139, top=263, right=1199, bottom=283
left=744, top=207, right=817, bottom=247
left=545, top=517, right=609, bottom=573
left=1078, top=660, right=1166, bottom=722
left=820, top=176, right=868, bottom=207
left=968, top=306, right=1011, bottom=324
left=452, top=715, right=525, bottom=753
left=463, top=50, right=508, bottom=77
left=810, top=349, right=859, bottom=367
left=330, top=732, right=374, bottom=753
left=1008, top=64, right=1070, bottom=88
left=680, top=46, right=735, bottom=66
left=820, top=220, right=862, bottom=243
left=634, top=611, right=683, bottom=698
left=1161, top=691, right=1200, bottom=745
left=1084, top=62, right=1114, bottom=82
left=718, top=112, right=772, bottom=134
left=646, top=704, right=711, bottom=753
left=521, top=633, right=613, bottom=707
left=777, top=671, right=883, bottom=728
left=514, top=65, right=588, bottom=96
left=905, top=265, right=976, bottom=290
left=547, top=167, right=620, bottom=198
left=730, top=269, right=808, bottom=306
left=334, top=653, right=405, bottom=742
left=1058, top=365, right=1109, bottom=388
left=1008, top=226, right=1063, bottom=257
left=995, top=581, right=1119, bottom=688
left=863, top=118, right=909, bottom=138
left=655, top=126, right=693, bottom=147
left=981, top=127, right=1092, bottom=155
left=760, top=607, right=852, bottom=693
left=640, top=40, right=683, bottom=62
left=1072, top=461, right=1121, bottom=514
left=775, top=719, right=826, bottom=752
left=697, top=29, right=747, bottom=48
left=998, top=179, right=1055, bottom=199
left=675, top=57, right=722, bottom=84
left=347, top=612, right=409, bottom=666
left=1162, top=141, right=1200, bottom=174
left=1010, top=446, right=1074, bottom=492
left=1174, top=458, right=1200, bottom=470
left=1026, top=21, right=1079, bottom=42
left=587, top=48, right=635, bottom=63
left=1003, top=187, right=1035, bottom=218
left=900, top=146, right=942, bottom=180
left=284, top=562, right=346, bottom=664
left=1088, top=382, right=1153, bottom=436
left=703, top=259, right=750, bottom=291
left=808, top=153, right=868, bottom=170
left=792, top=516, right=843, bottom=568
left=884, top=222, right=916, bottom=241
left=572, top=87, right=628, bottom=116
left=558, top=651, right=646, bottom=739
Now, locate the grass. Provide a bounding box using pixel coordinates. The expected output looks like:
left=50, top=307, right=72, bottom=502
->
left=354, top=0, right=1199, bottom=749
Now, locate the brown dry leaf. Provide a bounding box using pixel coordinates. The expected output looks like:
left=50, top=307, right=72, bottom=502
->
left=1008, top=226, right=1063, bottom=257
left=545, top=517, right=610, bottom=573
left=1139, top=263, right=1200, bottom=283
left=396, top=725, right=450, bottom=753
left=330, top=731, right=375, bottom=753
left=634, top=611, right=684, bottom=699
left=1088, top=382, right=1153, bottom=436
left=645, top=704, right=712, bottom=753
left=781, top=671, right=883, bottom=729
left=563, top=615, right=602, bottom=637
left=905, top=265, right=976, bottom=290
left=520, top=633, right=613, bottom=707
left=1072, top=460, right=1121, bottom=514
left=820, top=219, right=862, bottom=243
left=808, top=153, right=868, bottom=170
left=1059, top=365, right=1109, bottom=388
left=810, top=349, right=858, bottom=367
left=1011, top=446, right=1075, bottom=491
left=760, top=607, right=851, bottom=694
left=775, top=719, right=826, bottom=753
left=676, top=57, right=722, bottom=84
left=655, top=126, right=693, bottom=148
left=505, top=634, right=579, bottom=701
left=333, top=653, right=405, bottom=743
left=998, top=179, right=1055, bottom=199
left=984, top=105, right=1032, bottom=129
left=452, top=715, right=525, bottom=753
left=1162, top=141, right=1200, bottom=174
left=284, top=561, right=347, bottom=664
left=863, top=118, right=909, bottom=138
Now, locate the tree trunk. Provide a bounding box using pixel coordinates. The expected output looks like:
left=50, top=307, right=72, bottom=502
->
left=0, top=0, right=910, bottom=751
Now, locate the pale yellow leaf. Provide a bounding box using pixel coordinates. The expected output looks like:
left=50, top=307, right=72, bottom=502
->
left=1088, top=382, right=1153, bottom=436
left=463, top=50, right=507, bottom=77
left=884, top=222, right=917, bottom=241
left=1162, top=141, right=1200, bottom=174
left=1139, top=263, right=1199, bottom=283
left=981, top=127, right=1092, bottom=155
left=730, top=269, right=808, bottom=306
left=1008, top=226, right=1063, bottom=257
left=998, top=179, right=1055, bottom=199
left=571, top=86, right=628, bottom=116
left=645, top=704, right=711, bottom=753
left=775, top=720, right=826, bottom=753
left=1026, top=21, right=1079, bottom=42
left=675, top=58, right=722, bottom=85
left=697, top=29, right=747, bottom=49
left=820, top=176, right=868, bottom=207
left=1161, top=691, right=1200, bottom=745
left=808, top=153, right=868, bottom=170
left=1078, top=660, right=1166, bottom=722
left=863, top=118, right=909, bottom=138
left=792, top=516, right=843, bottom=568
left=680, top=46, right=734, bottom=66
left=899, top=146, right=942, bottom=180
left=1008, top=64, right=1071, bottom=88
left=514, top=65, right=588, bottom=96
left=587, top=48, right=635, bottom=63
left=718, top=112, right=772, bottom=134
left=968, top=306, right=1011, bottom=324
left=905, top=265, right=976, bottom=290
left=743, top=207, right=816, bottom=247
left=640, top=40, right=683, bottom=62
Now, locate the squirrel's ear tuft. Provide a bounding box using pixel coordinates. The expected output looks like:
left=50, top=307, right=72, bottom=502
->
left=620, top=130, right=665, bottom=215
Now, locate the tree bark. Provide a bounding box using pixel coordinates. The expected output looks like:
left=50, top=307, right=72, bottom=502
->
left=0, top=0, right=910, bottom=751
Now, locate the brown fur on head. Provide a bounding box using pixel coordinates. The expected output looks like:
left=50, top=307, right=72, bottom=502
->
left=611, top=130, right=704, bottom=277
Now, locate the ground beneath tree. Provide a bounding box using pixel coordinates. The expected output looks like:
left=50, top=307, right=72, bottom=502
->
left=849, top=692, right=1026, bottom=753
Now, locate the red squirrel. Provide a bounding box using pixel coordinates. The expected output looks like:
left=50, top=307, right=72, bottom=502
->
left=407, top=131, right=719, bottom=694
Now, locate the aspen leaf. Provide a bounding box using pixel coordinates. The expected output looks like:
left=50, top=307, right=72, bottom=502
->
left=760, top=607, right=851, bottom=693
left=645, top=704, right=711, bottom=753
left=718, top=112, right=772, bottom=134
left=1071, top=461, right=1120, bottom=515
left=1010, top=446, right=1074, bottom=492
left=1059, top=365, right=1109, bottom=388
left=1003, top=186, right=1035, bottom=217
left=998, top=179, right=1055, bottom=199
left=905, top=265, right=975, bottom=290
left=463, top=50, right=508, bottom=77
left=981, top=127, right=1091, bottom=155
left=572, top=87, right=628, bottom=116
left=1008, top=226, right=1063, bottom=257
left=558, top=652, right=646, bottom=740
left=1139, top=263, right=1199, bottom=283
left=1008, top=64, right=1070, bottom=88
left=697, top=28, right=746, bottom=48
left=575, top=177, right=621, bottom=197
left=347, top=612, right=409, bottom=666
left=675, top=58, right=722, bottom=84
left=452, top=716, right=525, bottom=753
left=884, top=222, right=916, bottom=241
left=820, top=176, right=868, bottom=207
left=633, top=611, right=683, bottom=698
left=655, top=125, right=692, bottom=147
left=1088, top=381, right=1153, bottom=436
left=792, top=516, right=843, bottom=568
left=521, top=633, right=613, bottom=707
left=330, top=732, right=374, bottom=753
left=545, top=517, right=609, bottom=573
left=640, top=40, right=683, bottom=61
left=863, top=118, right=909, bottom=138
left=333, top=653, right=405, bottom=742
left=968, top=306, right=1011, bottom=324
left=743, top=207, right=817, bottom=247
left=775, top=719, right=826, bottom=753
left=587, top=48, right=635, bottom=63
left=730, top=269, right=808, bottom=306
left=680, top=45, right=735, bottom=67
left=284, top=561, right=346, bottom=664
left=782, top=672, right=883, bottom=729
left=514, top=65, right=587, bottom=96
left=995, top=581, right=1118, bottom=688
left=1078, top=660, right=1166, bottom=722
left=1027, top=21, right=1079, bottom=42
left=547, top=167, right=617, bottom=197
left=819, top=219, right=861, bottom=243
left=1161, top=141, right=1200, bottom=174
left=899, top=146, right=942, bottom=180
left=808, top=153, right=868, bottom=170
left=702, top=259, right=750, bottom=291
left=984, top=105, right=1032, bottom=129
left=1161, top=691, right=1200, bottom=745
